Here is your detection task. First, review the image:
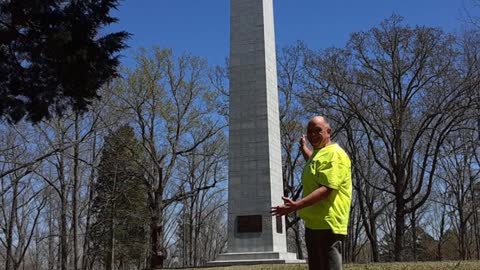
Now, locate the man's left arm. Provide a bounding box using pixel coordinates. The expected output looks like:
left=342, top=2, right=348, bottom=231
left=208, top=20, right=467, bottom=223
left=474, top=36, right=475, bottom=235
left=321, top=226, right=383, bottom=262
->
left=270, top=185, right=332, bottom=216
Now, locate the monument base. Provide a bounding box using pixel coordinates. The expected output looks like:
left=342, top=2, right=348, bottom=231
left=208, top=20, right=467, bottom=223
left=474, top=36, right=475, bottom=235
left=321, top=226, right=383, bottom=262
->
left=207, top=251, right=305, bottom=266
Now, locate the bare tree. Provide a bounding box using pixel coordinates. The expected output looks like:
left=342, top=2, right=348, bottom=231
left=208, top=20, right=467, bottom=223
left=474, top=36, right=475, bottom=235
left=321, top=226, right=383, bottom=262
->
left=342, top=119, right=390, bottom=262
left=113, top=47, right=227, bottom=269
left=0, top=126, right=47, bottom=270
left=426, top=184, right=453, bottom=260
left=175, top=141, right=227, bottom=267
left=301, top=15, right=479, bottom=260
left=31, top=108, right=105, bottom=270
left=435, top=128, right=480, bottom=259
left=462, top=0, right=480, bottom=31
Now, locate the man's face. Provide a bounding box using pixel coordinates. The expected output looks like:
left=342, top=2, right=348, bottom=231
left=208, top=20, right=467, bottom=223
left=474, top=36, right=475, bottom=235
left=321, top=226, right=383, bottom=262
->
left=306, top=118, right=331, bottom=149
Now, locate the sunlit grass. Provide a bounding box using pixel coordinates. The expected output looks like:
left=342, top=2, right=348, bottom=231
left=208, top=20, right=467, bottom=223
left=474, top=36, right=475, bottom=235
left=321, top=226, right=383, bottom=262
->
left=177, top=261, right=480, bottom=270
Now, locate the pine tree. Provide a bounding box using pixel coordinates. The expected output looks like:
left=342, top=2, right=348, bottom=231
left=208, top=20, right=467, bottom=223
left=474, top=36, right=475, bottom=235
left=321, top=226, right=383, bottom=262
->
left=0, top=0, right=129, bottom=122
left=89, top=125, right=149, bottom=270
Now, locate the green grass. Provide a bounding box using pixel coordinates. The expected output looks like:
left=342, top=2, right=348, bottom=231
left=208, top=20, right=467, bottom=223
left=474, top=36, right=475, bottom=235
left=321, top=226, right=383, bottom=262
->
left=176, top=261, right=480, bottom=270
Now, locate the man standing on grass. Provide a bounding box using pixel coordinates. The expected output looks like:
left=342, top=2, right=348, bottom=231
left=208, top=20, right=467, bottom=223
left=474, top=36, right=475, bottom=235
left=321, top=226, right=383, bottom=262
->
left=271, top=116, right=352, bottom=270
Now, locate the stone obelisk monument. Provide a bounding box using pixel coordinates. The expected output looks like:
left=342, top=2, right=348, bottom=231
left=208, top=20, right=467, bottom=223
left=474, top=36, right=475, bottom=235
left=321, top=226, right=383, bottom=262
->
left=210, top=0, right=298, bottom=265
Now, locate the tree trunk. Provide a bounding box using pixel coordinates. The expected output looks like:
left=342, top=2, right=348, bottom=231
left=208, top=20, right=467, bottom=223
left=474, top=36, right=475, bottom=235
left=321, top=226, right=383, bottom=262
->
left=106, top=172, right=117, bottom=270
left=57, top=237, right=62, bottom=270
left=460, top=210, right=467, bottom=260
left=411, top=211, right=417, bottom=261
left=59, top=155, right=68, bottom=270
left=105, top=216, right=115, bottom=270
left=370, top=216, right=379, bottom=262
left=48, top=195, right=55, bottom=270
left=5, top=180, right=18, bottom=270
left=436, top=213, right=445, bottom=260
left=189, top=198, right=195, bottom=266
left=60, top=194, right=68, bottom=270
left=150, top=213, right=165, bottom=269
left=34, top=229, right=41, bottom=270
left=150, top=168, right=165, bottom=269
left=473, top=197, right=480, bottom=259
left=82, top=130, right=97, bottom=270
left=394, top=202, right=405, bottom=261
left=72, top=113, right=80, bottom=270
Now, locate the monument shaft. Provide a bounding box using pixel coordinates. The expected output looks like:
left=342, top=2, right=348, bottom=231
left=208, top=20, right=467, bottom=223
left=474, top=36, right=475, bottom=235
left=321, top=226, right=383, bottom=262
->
left=228, top=0, right=285, bottom=253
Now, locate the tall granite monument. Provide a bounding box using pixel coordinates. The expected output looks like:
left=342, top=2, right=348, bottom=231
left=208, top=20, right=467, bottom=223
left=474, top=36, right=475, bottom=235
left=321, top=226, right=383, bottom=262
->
left=210, top=0, right=299, bottom=265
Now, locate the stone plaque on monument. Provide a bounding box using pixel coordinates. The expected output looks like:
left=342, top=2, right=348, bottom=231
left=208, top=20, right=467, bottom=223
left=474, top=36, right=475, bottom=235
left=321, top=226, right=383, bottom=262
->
left=237, top=215, right=262, bottom=233
left=208, top=0, right=301, bottom=266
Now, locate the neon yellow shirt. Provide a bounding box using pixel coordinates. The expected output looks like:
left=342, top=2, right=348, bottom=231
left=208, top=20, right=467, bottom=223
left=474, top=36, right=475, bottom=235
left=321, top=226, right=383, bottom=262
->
left=298, top=143, right=352, bottom=235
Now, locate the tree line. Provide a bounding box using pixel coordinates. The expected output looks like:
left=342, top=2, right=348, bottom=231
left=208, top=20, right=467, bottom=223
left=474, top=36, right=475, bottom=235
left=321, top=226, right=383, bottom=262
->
left=1, top=15, right=480, bottom=269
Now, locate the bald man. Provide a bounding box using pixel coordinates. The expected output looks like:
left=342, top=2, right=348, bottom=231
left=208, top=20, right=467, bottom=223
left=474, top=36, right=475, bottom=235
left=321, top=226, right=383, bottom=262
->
left=271, top=116, right=352, bottom=270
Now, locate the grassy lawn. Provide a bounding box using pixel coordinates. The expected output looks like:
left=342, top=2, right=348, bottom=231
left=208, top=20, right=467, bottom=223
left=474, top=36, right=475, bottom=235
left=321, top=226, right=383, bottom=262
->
left=176, top=261, right=480, bottom=270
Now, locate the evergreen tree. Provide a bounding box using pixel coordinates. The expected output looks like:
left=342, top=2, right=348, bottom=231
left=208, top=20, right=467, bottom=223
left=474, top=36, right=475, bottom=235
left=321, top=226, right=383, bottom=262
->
left=89, top=125, right=149, bottom=270
left=0, top=0, right=129, bottom=123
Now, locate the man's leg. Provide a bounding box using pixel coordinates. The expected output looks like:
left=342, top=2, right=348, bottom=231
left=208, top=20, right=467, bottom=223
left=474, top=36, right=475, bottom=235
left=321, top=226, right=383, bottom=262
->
left=305, top=228, right=344, bottom=270
left=305, top=228, right=325, bottom=270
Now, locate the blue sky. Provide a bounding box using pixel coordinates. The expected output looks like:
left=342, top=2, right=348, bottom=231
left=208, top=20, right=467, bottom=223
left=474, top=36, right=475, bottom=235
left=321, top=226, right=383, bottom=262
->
left=108, top=0, right=477, bottom=67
